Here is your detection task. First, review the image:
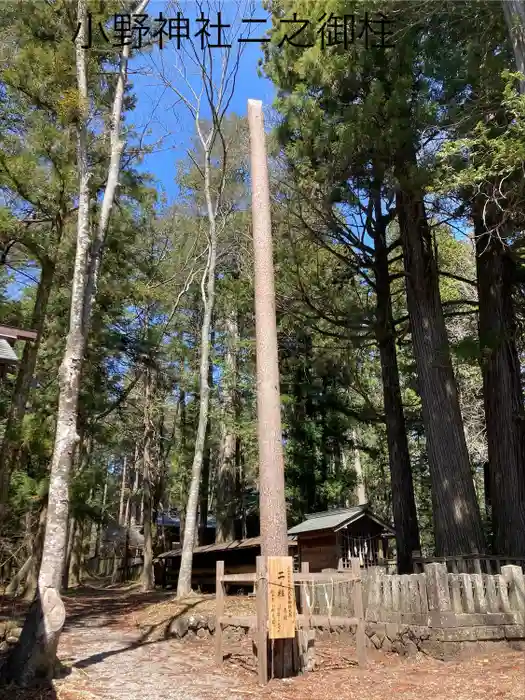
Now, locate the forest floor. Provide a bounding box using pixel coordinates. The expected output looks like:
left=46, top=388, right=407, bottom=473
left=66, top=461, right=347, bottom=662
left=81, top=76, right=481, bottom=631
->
left=0, top=582, right=523, bottom=700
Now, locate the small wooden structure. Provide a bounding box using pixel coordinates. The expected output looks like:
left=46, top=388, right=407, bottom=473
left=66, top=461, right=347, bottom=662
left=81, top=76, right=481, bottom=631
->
left=288, top=505, right=396, bottom=571
left=0, top=324, right=37, bottom=379
left=215, top=556, right=366, bottom=684
left=154, top=535, right=298, bottom=590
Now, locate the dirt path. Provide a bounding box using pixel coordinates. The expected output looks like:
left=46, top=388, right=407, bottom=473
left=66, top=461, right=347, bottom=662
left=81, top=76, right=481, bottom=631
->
left=2, top=585, right=524, bottom=700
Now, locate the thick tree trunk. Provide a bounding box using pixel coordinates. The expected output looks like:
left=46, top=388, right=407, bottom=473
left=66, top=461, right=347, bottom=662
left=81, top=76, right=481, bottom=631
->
left=474, top=210, right=525, bottom=556
left=395, top=174, right=485, bottom=556
left=0, top=259, right=55, bottom=512
left=177, top=151, right=218, bottom=597
left=141, top=367, right=156, bottom=592
left=373, top=205, right=420, bottom=573
left=216, top=310, right=239, bottom=543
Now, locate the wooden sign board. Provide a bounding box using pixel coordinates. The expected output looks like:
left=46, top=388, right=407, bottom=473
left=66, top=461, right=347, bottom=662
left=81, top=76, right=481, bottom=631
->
left=267, top=556, right=296, bottom=639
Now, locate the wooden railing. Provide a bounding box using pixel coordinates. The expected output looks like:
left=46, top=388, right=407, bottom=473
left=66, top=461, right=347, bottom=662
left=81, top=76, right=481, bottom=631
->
left=412, top=550, right=525, bottom=575
left=215, top=556, right=366, bottom=685
left=366, top=563, right=525, bottom=619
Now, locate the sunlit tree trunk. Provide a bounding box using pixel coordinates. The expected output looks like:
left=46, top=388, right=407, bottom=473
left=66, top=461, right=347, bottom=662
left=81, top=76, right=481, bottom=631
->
left=177, top=144, right=218, bottom=597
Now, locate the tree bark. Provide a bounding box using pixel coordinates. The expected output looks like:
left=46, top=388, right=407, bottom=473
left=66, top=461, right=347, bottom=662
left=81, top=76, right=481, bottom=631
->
left=94, top=472, right=108, bottom=561
left=0, top=258, right=55, bottom=513
left=198, top=435, right=211, bottom=545
left=198, top=332, right=214, bottom=546
left=118, top=455, right=128, bottom=526
left=68, top=520, right=84, bottom=588
left=474, top=208, right=525, bottom=556
left=176, top=144, right=218, bottom=598
left=130, top=458, right=140, bottom=528
left=141, top=367, right=156, bottom=592
left=373, top=201, right=420, bottom=573
left=395, top=170, right=486, bottom=556
left=62, top=517, right=76, bottom=591
left=216, top=309, right=239, bottom=542
left=351, top=428, right=367, bottom=505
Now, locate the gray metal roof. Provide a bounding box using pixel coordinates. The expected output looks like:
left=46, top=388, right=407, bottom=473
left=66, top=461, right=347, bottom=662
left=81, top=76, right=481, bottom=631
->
left=0, top=338, right=19, bottom=364
left=287, top=505, right=370, bottom=536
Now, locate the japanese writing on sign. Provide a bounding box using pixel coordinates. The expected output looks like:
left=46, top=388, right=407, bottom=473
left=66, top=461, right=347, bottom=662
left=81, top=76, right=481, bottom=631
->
left=267, top=556, right=296, bottom=640
left=73, top=12, right=395, bottom=50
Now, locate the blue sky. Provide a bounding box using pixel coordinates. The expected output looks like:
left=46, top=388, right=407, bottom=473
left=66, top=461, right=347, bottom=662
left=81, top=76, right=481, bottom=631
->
left=127, top=1, right=275, bottom=203
left=4, top=3, right=275, bottom=300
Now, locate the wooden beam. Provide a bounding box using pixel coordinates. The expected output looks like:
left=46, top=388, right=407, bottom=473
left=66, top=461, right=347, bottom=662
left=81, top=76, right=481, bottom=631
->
left=0, top=325, right=38, bottom=341
left=218, top=615, right=256, bottom=628
left=294, top=572, right=359, bottom=583
left=221, top=573, right=257, bottom=583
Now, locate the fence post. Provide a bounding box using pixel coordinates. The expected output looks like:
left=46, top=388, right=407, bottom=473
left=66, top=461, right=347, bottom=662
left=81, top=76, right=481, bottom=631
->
left=472, top=548, right=482, bottom=575
left=412, top=550, right=422, bottom=573
left=502, top=565, right=525, bottom=612
left=256, top=556, right=268, bottom=685
left=424, top=563, right=451, bottom=612
left=215, top=560, right=225, bottom=665
left=300, top=562, right=309, bottom=614
left=351, top=558, right=366, bottom=667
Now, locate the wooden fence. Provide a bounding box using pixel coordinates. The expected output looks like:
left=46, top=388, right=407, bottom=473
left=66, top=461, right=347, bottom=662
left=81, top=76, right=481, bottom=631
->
left=366, top=563, right=525, bottom=619
left=84, top=555, right=143, bottom=582
left=412, top=550, right=525, bottom=575
left=215, top=556, right=366, bottom=685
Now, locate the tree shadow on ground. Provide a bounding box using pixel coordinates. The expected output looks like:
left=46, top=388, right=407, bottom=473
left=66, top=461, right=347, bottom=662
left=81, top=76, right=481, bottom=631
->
left=62, top=584, right=179, bottom=630
left=71, top=599, right=203, bottom=670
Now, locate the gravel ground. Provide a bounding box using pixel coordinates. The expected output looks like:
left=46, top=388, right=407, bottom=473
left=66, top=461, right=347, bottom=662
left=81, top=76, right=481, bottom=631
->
left=1, top=584, right=523, bottom=700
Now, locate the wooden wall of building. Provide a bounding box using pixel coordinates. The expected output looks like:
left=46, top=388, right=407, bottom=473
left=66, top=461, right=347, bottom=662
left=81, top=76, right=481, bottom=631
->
left=298, top=532, right=339, bottom=571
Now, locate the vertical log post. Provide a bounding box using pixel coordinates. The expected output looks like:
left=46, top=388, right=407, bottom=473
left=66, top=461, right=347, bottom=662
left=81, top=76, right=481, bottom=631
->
left=351, top=558, right=366, bottom=667
left=215, top=560, right=224, bottom=665
left=300, top=561, right=309, bottom=614
left=256, top=556, right=268, bottom=685
left=502, top=564, right=525, bottom=612
left=248, top=99, right=295, bottom=679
